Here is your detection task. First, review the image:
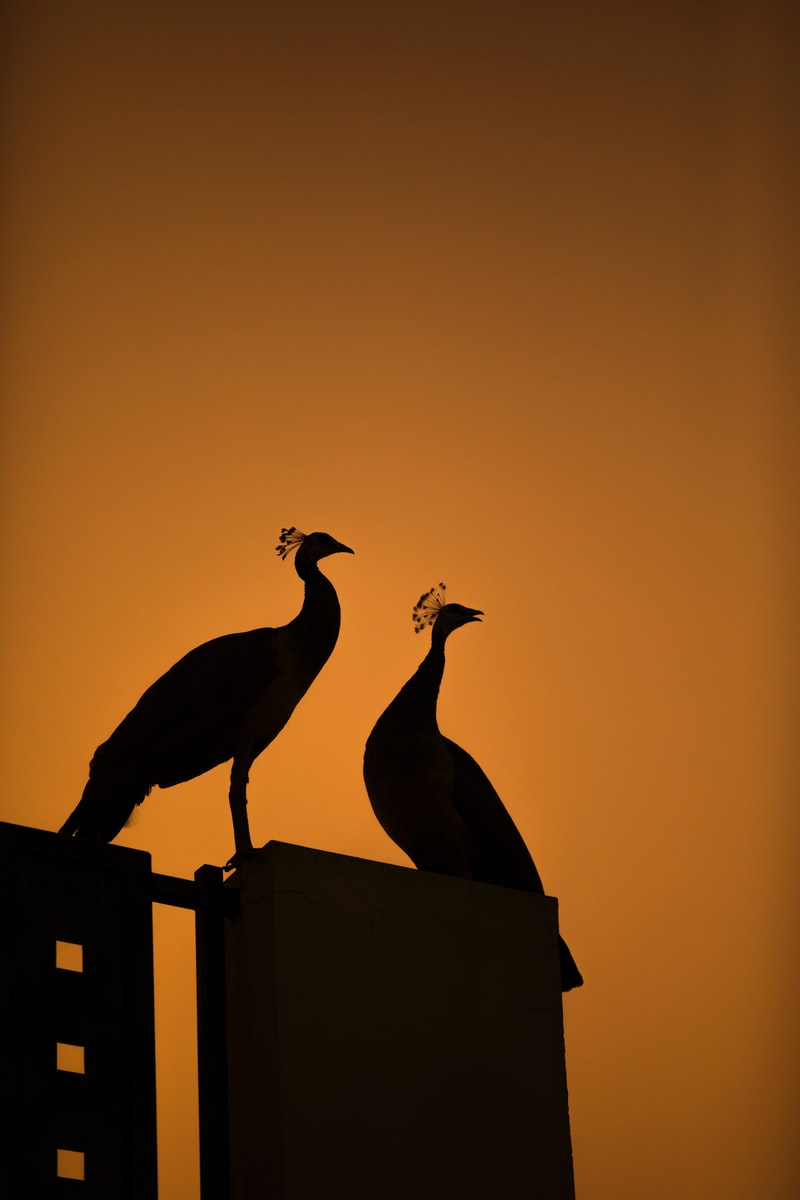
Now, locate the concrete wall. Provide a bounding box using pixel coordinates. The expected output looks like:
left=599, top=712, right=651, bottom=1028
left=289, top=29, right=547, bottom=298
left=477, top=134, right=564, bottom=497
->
left=225, top=842, right=575, bottom=1200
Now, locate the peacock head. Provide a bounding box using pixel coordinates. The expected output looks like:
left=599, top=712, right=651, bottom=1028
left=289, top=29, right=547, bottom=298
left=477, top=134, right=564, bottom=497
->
left=412, top=583, right=483, bottom=640
left=275, top=527, right=354, bottom=565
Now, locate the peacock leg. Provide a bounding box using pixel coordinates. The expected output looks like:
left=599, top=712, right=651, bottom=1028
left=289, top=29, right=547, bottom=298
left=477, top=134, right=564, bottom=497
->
left=227, top=757, right=254, bottom=867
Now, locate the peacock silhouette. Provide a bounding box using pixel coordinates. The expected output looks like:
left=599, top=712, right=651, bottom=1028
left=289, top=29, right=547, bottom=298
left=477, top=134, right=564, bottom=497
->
left=60, top=527, right=353, bottom=866
left=364, top=584, right=583, bottom=991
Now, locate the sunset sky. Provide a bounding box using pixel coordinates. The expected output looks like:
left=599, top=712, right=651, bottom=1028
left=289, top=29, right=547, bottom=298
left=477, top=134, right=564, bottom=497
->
left=1, top=3, right=796, bottom=1197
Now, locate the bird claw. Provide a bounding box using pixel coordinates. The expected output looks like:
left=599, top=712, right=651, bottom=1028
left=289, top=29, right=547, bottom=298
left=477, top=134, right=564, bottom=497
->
left=224, top=846, right=259, bottom=872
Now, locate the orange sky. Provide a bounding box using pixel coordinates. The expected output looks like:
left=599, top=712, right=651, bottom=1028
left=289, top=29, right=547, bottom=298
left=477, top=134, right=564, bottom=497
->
left=2, top=3, right=796, bottom=1198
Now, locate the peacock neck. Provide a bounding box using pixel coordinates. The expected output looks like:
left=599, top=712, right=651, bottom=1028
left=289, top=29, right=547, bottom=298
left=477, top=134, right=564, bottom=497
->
left=389, top=638, right=446, bottom=730
left=288, top=563, right=341, bottom=661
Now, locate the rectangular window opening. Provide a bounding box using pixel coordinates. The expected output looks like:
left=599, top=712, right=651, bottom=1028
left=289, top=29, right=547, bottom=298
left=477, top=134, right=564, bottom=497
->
left=56, top=1042, right=85, bottom=1074
left=57, top=1148, right=85, bottom=1180
left=56, top=940, right=83, bottom=972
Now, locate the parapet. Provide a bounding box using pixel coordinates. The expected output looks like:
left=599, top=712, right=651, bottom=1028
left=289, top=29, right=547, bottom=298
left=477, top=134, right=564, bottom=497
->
left=225, top=841, right=575, bottom=1200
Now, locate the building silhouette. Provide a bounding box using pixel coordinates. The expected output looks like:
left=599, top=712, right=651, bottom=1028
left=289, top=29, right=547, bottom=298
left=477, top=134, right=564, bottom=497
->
left=1, top=821, right=576, bottom=1199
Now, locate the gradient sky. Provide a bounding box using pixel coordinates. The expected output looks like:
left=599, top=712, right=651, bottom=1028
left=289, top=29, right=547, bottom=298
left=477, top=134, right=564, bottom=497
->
left=2, top=3, right=796, bottom=1198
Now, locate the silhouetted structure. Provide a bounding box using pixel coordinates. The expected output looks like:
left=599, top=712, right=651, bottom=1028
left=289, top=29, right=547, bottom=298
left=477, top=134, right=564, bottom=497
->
left=1, top=820, right=232, bottom=1200
left=2, top=822, right=159, bottom=1197
left=363, top=584, right=583, bottom=991
left=59, top=528, right=353, bottom=864
left=2, top=822, right=576, bottom=1198
left=225, top=843, right=576, bottom=1200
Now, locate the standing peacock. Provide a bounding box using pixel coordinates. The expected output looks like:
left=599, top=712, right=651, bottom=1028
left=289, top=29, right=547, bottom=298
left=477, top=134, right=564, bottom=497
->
left=60, top=527, right=353, bottom=865
left=363, top=584, right=582, bottom=990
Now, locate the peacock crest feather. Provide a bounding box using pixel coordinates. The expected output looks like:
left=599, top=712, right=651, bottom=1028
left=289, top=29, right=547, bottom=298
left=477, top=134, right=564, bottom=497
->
left=275, top=527, right=306, bottom=559
left=412, top=583, right=447, bottom=632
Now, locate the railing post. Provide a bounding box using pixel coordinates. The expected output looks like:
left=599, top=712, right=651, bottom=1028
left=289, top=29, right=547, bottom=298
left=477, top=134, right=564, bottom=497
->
left=194, top=864, right=233, bottom=1200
